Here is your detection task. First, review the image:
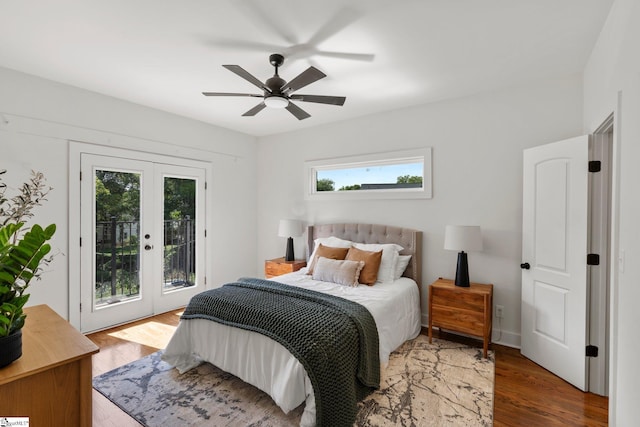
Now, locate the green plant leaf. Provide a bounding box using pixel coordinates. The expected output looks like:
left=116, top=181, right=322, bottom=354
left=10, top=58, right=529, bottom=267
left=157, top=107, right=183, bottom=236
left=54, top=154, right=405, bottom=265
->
left=0, top=171, right=55, bottom=336
left=0, top=272, right=14, bottom=285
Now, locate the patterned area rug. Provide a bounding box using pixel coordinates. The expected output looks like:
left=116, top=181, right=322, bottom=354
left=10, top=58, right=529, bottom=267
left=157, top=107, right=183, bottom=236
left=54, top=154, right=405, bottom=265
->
left=93, top=335, right=494, bottom=426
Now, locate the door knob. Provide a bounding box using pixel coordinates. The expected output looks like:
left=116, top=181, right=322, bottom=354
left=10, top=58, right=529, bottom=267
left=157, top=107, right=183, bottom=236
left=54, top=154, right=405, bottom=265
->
left=144, top=234, right=151, bottom=239
left=520, top=262, right=530, bottom=270
left=144, top=244, right=152, bottom=250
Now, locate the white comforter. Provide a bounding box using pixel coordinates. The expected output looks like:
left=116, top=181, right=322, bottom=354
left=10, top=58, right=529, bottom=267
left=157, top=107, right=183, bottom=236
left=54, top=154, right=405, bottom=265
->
left=162, top=270, right=421, bottom=426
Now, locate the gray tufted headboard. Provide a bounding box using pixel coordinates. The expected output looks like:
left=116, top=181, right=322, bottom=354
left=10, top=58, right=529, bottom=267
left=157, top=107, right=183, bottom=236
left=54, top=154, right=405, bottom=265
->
left=307, top=223, right=422, bottom=287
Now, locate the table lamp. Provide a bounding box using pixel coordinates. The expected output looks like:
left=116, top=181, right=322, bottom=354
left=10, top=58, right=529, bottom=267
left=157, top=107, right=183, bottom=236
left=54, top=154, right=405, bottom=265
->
left=278, top=219, right=303, bottom=261
left=444, top=225, right=483, bottom=287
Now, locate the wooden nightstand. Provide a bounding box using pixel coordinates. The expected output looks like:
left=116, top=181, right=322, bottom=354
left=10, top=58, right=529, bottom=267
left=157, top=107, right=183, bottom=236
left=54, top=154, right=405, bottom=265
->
left=428, top=277, right=493, bottom=358
left=265, top=257, right=307, bottom=278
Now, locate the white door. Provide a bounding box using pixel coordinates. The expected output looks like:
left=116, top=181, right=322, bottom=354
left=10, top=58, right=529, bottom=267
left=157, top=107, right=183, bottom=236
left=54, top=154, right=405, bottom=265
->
left=153, top=163, right=206, bottom=313
left=80, top=154, right=206, bottom=332
left=521, top=135, right=589, bottom=390
left=80, top=154, right=155, bottom=332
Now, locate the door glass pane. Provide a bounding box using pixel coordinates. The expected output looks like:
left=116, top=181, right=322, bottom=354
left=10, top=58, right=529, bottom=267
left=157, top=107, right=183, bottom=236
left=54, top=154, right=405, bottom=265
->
left=94, top=170, right=141, bottom=308
left=163, top=176, right=197, bottom=293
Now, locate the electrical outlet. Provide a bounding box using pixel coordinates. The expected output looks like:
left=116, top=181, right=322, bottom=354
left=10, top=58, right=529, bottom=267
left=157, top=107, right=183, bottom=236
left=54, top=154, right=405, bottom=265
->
left=495, top=305, right=504, bottom=319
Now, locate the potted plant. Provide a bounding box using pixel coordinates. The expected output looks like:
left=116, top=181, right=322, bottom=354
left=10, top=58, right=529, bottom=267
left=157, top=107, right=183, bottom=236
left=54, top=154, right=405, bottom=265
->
left=0, top=169, right=56, bottom=367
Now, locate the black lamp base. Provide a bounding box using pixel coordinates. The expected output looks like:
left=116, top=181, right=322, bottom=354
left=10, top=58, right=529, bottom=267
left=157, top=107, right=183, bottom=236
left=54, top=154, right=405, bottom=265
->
left=454, top=251, right=470, bottom=287
left=284, top=237, right=295, bottom=261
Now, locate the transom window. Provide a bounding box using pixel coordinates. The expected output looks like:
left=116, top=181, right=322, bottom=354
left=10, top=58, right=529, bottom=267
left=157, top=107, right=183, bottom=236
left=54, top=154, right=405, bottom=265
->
left=305, top=148, right=432, bottom=200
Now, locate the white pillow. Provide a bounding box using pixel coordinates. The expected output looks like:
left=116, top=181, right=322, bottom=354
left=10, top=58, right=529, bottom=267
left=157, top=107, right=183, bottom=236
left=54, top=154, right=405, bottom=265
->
left=308, top=236, right=353, bottom=261
left=312, top=257, right=365, bottom=287
left=352, top=242, right=403, bottom=284
left=393, top=255, right=412, bottom=280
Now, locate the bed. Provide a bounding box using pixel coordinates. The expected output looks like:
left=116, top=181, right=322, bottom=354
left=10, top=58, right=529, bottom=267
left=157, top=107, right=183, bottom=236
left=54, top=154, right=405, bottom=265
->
left=162, top=223, right=423, bottom=426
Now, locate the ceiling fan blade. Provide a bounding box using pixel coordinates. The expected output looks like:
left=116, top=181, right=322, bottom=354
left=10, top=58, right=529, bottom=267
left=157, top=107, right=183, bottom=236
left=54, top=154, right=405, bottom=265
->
left=223, top=65, right=270, bottom=93
left=285, top=102, right=311, bottom=120
left=307, top=8, right=362, bottom=46
left=202, top=92, right=263, bottom=97
left=234, top=0, right=298, bottom=45
left=315, top=50, right=375, bottom=62
left=290, top=94, right=346, bottom=106
left=205, top=38, right=285, bottom=54
left=282, top=67, right=326, bottom=94
left=242, top=102, right=267, bottom=117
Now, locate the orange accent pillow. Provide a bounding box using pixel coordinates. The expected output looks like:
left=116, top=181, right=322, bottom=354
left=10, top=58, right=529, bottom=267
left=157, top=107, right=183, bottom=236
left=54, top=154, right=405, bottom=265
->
left=307, top=244, right=350, bottom=275
left=345, top=247, right=383, bottom=285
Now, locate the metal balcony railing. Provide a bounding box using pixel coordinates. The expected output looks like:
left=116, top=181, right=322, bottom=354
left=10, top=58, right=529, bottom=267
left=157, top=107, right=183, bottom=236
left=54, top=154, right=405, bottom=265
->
left=95, top=216, right=195, bottom=306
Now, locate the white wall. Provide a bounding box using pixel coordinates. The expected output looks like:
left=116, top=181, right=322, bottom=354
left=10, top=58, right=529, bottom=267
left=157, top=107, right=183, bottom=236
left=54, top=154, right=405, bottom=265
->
left=583, top=0, right=640, bottom=424
left=257, top=75, right=584, bottom=347
left=0, top=66, right=258, bottom=322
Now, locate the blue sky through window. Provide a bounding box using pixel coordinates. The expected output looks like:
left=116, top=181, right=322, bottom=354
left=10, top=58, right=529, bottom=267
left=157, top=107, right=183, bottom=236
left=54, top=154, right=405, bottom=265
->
left=317, top=162, right=423, bottom=190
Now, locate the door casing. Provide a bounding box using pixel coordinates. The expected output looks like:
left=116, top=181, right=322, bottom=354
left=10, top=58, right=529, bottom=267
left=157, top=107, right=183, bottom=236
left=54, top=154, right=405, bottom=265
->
left=69, top=142, right=211, bottom=332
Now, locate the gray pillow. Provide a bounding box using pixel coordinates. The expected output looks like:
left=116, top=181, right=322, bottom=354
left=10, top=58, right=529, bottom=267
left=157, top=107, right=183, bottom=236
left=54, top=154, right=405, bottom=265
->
left=311, top=256, right=365, bottom=287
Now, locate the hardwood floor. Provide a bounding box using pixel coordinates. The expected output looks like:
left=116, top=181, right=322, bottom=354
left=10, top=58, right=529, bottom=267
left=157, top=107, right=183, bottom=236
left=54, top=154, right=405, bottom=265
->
left=88, top=310, right=609, bottom=426
left=89, top=310, right=183, bottom=427
left=493, top=344, right=608, bottom=427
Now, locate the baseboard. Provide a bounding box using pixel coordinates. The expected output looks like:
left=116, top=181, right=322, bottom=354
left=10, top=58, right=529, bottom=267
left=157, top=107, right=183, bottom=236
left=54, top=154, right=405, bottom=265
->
left=491, top=329, right=521, bottom=349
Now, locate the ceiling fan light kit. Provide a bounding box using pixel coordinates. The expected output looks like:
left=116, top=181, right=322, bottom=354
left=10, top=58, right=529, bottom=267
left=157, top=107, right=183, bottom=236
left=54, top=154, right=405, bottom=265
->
left=264, top=96, right=288, bottom=108
left=202, top=53, right=345, bottom=120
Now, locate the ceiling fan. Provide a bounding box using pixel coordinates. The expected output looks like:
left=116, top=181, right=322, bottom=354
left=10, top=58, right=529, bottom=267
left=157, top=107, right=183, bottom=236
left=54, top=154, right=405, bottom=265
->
left=202, top=53, right=346, bottom=120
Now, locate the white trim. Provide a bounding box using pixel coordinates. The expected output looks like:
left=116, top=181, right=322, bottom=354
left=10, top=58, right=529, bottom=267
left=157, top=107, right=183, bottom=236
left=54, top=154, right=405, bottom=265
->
left=0, top=111, right=242, bottom=160
left=607, top=91, right=623, bottom=426
left=304, top=147, right=432, bottom=200
left=588, top=113, right=613, bottom=396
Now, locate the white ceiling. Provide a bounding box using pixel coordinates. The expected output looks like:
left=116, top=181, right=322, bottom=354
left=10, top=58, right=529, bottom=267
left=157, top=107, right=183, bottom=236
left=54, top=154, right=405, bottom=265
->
left=0, top=0, right=613, bottom=137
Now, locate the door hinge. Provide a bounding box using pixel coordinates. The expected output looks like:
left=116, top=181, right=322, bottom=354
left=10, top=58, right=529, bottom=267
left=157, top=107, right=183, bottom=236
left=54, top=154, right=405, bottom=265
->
left=204, top=229, right=207, bottom=237
left=586, top=345, right=599, bottom=357
left=80, top=237, right=82, bottom=247
left=205, top=181, right=208, bottom=190
left=589, top=160, right=601, bottom=173
left=587, top=254, right=600, bottom=265
left=80, top=303, right=82, bottom=313
left=204, top=276, right=207, bottom=285
left=80, top=171, right=82, bottom=180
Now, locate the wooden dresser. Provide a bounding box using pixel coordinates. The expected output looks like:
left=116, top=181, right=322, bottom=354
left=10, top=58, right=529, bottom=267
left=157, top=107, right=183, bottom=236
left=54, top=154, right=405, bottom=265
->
left=428, top=277, right=493, bottom=358
left=265, top=257, right=307, bottom=278
left=0, top=304, right=99, bottom=426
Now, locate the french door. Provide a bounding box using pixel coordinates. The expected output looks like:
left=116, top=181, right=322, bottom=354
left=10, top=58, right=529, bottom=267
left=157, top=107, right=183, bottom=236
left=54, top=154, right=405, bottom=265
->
left=80, top=153, right=206, bottom=332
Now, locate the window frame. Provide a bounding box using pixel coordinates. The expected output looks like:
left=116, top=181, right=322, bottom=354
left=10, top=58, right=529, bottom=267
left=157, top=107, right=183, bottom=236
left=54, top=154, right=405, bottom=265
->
left=304, top=147, right=432, bottom=200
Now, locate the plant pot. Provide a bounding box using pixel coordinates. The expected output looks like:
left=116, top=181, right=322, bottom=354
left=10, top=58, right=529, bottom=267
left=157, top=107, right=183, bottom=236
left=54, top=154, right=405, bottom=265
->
left=0, top=329, right=23, bottom=368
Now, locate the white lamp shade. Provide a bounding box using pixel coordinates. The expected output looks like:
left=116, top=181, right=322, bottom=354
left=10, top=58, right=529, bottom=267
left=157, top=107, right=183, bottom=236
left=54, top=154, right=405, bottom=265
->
left=444, top=225, right=483, bottom=252
left=278, top=219, right=303, bottom=238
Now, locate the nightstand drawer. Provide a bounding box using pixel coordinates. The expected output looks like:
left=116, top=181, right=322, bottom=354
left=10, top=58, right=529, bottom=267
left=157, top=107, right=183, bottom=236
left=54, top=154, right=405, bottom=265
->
left=265, top=258, right=306, bottom=278
left=431, top=290, right=485, bottom=312
left=431, top=306, right=484, bottom=336
left=265, top=263, right=290, bottom=277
